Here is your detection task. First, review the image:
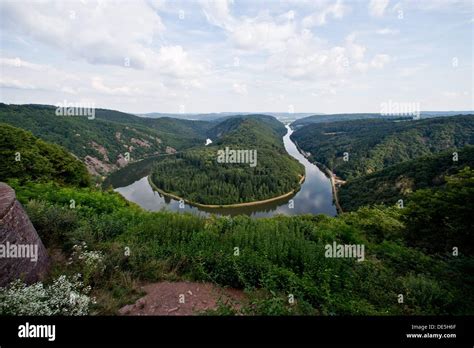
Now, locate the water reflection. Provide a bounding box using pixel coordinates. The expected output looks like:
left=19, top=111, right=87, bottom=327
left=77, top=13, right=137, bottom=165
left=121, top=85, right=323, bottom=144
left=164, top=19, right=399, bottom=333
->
left=113, top=125, right=337, bottom=217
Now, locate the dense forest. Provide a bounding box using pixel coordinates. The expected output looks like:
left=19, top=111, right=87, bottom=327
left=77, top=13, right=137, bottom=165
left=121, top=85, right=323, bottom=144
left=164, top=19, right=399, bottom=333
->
left=291, top=112, right=473, bottom=128
left=0, top=104, right=210, bottom=175
left=292, top=113, right=412, bottom=128
left=150, top=116, right=305, bottom=205
left=1, top=157, right=472, bottom=315
left=339, top=146, right=474, bottom=211
left=291, top=115, right=474, bottom=180
left=0, top=123, right=90, bottom=187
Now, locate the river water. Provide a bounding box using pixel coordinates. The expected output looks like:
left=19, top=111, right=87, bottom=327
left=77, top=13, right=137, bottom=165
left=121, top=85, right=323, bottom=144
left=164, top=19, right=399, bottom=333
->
left=111, top=125, right=337, bottom=217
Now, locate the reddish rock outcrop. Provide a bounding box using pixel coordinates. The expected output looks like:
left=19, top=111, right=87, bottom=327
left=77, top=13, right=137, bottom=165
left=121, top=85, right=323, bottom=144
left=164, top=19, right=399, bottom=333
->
left=0, top=183, right=49, bottom=287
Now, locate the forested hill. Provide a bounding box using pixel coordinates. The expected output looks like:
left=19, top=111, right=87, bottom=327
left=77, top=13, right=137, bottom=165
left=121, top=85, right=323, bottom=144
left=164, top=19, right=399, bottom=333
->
left=291, top=112, right=473, bottom=128
left=207, top=114, right=286, bottom=140
left=150, top=115, right=305, bottom=205
left=0, top=103, right=210, bottom=176
left=291, top=115, right=474, bottom=180
left=292, top=113, right=411, bottom=127
left=0, top=123, right=90, bottom=187
left=339, top=146, right=474, bottom=211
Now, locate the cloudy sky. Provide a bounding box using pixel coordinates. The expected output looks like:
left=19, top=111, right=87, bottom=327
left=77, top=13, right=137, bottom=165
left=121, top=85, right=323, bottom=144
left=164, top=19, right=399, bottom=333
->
left=0, top=0, right=472, bottom=114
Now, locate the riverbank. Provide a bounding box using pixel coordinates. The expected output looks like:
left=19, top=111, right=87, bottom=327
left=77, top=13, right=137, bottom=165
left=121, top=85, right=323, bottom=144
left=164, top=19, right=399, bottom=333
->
left=317, top=164, right=344, bottom=214
left=114, top=124, right=336, bottom=217
left=291, top=139, right=344, bottom=214
left=147, top=174, right=305, bottom=209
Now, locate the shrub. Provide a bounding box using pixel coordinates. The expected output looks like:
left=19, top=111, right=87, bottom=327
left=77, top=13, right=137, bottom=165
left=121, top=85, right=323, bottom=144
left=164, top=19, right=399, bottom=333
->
left=0, top=275, right=93, bottom=315
left=25, top=200, right=79, bottom=248
left=68, top=243, right=106, bottom=286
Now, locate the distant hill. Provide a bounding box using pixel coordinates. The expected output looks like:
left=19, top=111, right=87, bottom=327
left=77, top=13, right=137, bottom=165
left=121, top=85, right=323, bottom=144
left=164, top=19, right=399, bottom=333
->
left=291, top=115, right=474, bottom=180
left=138, top=112, right=250, bottom=121
left=0, top=123, right=90, bottom=187
left=150, top=115, right=304, bottom=205
left=291, top=111, right=474, bottom=128
left=206, top=114, right=286, bottom=140
left=0, top=104, right=210, bottom=176
left=339, top=146, right=474, bottom=211
left=139, top=112, right=316, bottom=122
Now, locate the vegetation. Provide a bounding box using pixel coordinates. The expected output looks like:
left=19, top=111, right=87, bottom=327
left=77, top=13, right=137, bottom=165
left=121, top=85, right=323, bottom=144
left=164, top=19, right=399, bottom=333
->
left=0, top=104, right=210, bottom=174
left=0, top=123, right=90, bottom=186
left=402, top=167, right=474, bottom=255
left=1, top=110, right=472, bottom=316
left=0, top=275, right=93, bottom=315
left=291, top=112, right=471, bottom=128
left=291, top=115, right=474, bottom=180
left=339, top=146, right=474, bottom=211
left=2, top=168, right=472, bottom=315
left=150, top=116, right=305, bottom=205
left=292, top=113, right=412, bottom=128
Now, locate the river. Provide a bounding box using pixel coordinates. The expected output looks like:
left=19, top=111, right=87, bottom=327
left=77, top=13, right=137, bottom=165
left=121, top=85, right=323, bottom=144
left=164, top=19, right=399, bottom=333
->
left=110, top=125, right=337, bottom=217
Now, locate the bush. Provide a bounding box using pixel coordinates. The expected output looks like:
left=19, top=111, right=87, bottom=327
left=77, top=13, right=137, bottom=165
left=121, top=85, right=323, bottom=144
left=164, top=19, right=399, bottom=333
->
left=26, top=200, right=79, bottom=248
left=68, top=243, right=106, bottom=286
left=0, top=275, right=93, bottom=315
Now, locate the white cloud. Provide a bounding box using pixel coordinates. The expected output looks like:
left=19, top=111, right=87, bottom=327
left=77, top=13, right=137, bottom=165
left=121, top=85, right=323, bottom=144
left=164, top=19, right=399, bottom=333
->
left=200, top=1, right=297, bottom=53
left=0, top=57, right=46, bottom=70
left=232, top=83, right=248, bottom=95
left=265, top=29, right=384, bottom=81
left=231, top=19, right=295, bottom=52
left=153, top=46, right=205, bottom=79
left=369, top=0, right=390, bottom=17
left=0, top=78, right=36, bottom=90
left=302, top=0, right=349, bottom=27
left=345, top=34, right=366, bottom=60
left=1, top=0, right=470, bottom=113
left=443, top=91, right=458, bottom=98
left=0, top=0, right=208, bottom=94
left=0, top=0, right=165, bottom=69
left=91, top=77, right=135, bottom=96
left=0, top=56, right=84, bottom=93
left=398, top=64, right=427, bottom=77
left=354, top=62, right=369, bottom=73
left=376, top=28, right=399, bottom=35
left=200, top=0, right=235, bottom=30
left=370, top=54, right=391, bottom=68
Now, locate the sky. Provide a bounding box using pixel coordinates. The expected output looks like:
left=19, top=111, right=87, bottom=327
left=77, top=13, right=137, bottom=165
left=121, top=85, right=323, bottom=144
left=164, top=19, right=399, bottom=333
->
left=0, top=0, right=472, bottom=114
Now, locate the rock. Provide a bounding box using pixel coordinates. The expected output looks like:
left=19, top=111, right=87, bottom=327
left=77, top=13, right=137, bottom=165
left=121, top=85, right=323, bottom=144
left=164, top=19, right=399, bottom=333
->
left=116, top=154, right=129, bottom=168
left=118, top=304, right=134, bottom=315
left=136, top=298, right=146, bottom=309
left=0, top=183, right=49, bottom=286
left=165, top=146, right=177, bottom=154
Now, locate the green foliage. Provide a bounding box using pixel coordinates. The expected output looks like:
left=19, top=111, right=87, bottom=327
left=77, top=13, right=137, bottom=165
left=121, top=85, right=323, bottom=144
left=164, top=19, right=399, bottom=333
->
left=0, top=103, right=209, bottom=174
left=339, top=146, right=474, bottom=211
left=402, top=167, right=474, bottom=255
left=150, top=116, right=305, bottom=204
left=2, top=113, right=472, bottom=316
left=25, top=199, right=81, bottom=248
left=292, top=115, right=474, bottom=180
left=11, top=180, right=132, bottom=215
left=15, top=180, right=472, bottom=315
left=292, top=113, right=412, bottom=128
left=0, top=123, right=90, bottom=186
